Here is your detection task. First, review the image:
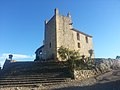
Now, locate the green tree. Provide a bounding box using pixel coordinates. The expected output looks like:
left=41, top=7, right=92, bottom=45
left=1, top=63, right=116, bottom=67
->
left=58, top=46, right=80, bottom=61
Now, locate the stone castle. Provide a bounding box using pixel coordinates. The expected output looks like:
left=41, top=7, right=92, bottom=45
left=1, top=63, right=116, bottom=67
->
left=35, top=8, right=94, bottom=61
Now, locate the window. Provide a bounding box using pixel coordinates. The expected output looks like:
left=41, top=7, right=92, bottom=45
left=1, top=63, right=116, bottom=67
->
left=78, top=43, right=80, bottom=48
left=39, top=51, right=42, bottom=55
left=77, top=32, right=80, bottom=40
left=86, top=36, right=88, bottom=43
left=49, top=42, right=51, bottom=48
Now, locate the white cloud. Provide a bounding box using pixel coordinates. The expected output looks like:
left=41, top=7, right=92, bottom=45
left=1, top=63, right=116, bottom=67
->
left=0, top=53, right=35, bottom=68
left=0, top=53, right=35, bottom=59
left=11, top=54, right=32, bottom=59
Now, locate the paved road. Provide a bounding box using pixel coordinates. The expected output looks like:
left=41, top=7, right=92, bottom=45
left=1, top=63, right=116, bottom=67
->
left=55, top=70, right=120, bottom=90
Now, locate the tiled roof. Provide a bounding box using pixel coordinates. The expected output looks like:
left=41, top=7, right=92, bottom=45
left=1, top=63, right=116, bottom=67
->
left=71, top=28, right=92, bottom=37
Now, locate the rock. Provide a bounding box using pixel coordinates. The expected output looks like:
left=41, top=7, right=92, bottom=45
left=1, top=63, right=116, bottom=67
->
left=15, top=87, right=21, bottom=90
left=94, top=59, right=120, bottom=73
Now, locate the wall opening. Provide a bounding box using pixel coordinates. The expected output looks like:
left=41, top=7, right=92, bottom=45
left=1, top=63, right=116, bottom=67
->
left=78, top=43, right=80, bottom=48
left=86, top=36, right=88, bottom=43
left=77, top=32, right=80, bottom=40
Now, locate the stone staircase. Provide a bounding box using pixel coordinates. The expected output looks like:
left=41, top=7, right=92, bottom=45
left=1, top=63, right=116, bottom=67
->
left=0, top=61, right=71, bottom=87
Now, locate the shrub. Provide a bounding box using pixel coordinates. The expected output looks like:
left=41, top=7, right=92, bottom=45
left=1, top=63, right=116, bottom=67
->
left=58, top=46, right=94, bottom=70
left=58, top=46, right=80, bottom=61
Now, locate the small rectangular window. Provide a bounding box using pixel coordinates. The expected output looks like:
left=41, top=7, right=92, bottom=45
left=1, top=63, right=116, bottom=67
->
left=49, top=43, right=51, bottom=48
left=86, top=36, right=88, bottom=43
left=77, top=32, right=80, bottom=40
left=78, top=43, right=80, bottom=48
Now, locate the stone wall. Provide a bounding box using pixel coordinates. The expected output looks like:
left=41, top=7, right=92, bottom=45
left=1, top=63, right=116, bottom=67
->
left=56, top=15, right=74, bottom=49
left=73, top=70, right=96, bottom=80
left=56, top=14, right=75, bottom=60
left=72, top=30, right=94, bottom=58
left=39, top=8, right=94, bottom=61
left=43, top=15, right=57, bottom=60
left=72, top=59, right=120, bottom=81
left=56, top=12, right=94, bottom=60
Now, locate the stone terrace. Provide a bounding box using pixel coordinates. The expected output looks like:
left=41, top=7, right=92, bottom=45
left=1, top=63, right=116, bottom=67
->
left=0, top=61, right=71, bottom=88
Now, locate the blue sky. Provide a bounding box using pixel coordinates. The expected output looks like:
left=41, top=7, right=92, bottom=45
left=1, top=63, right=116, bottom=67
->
left=0, top=0, right=120, bottom=66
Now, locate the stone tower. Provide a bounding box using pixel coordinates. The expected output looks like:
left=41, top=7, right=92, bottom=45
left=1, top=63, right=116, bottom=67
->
left=35, top=8, right=94, bottom=61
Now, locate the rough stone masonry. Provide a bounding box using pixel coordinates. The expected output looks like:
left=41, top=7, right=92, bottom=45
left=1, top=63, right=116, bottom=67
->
left=35, top=8, right=94, bottom=61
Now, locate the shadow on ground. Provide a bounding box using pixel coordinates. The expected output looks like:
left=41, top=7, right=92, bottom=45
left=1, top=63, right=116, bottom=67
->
left=54, top=80, right=120, bottom=90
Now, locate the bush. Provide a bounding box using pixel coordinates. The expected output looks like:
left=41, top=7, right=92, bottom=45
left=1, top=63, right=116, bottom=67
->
left=68, top=59, right=94, bottom=70
left=58, top=46, right=94, bottom=70
left=58, top=46, right=80, bottom=61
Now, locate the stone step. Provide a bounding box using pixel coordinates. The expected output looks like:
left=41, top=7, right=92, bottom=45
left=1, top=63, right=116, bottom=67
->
left=0, top=81, right=68, bottom=88
left=2, top=67, right=68, bottom=73
left=1, top=70, right=70, bottom=76
left=0, top=74, right=62, bottom=78
left=10, top=68, right=68, bottom=73
left=1, top=72, right=69, bottom=76
left=0, top=74, right=70, bottom=80
left=0, top=76, right=69, bottom=80
left=2, top=66, right=69, bottom=71
left=0, top=77, right=70, bottom=81
left=0, top=83, right=38, bottom=88
left=0, top=61, right=71, bottom=88
left=3, top=61, right=68, bottom=69
left=11, top=65, right=68, bottom=69
left=0, top=79, right=68, bottom=86
left=0, top=72, right=64, bottom=77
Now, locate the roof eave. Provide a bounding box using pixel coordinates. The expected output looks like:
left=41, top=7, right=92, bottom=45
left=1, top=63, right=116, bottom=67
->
left=71, top=28, right=92, bottom=38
